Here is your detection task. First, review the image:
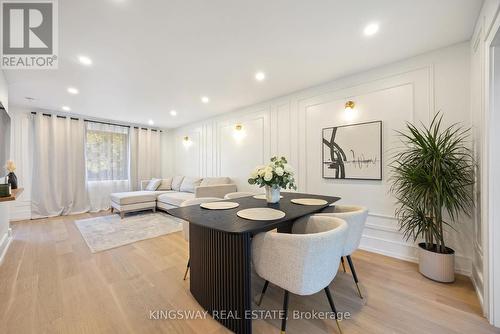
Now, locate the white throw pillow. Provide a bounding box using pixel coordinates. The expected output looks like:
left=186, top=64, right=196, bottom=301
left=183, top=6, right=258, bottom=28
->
left=171, top=176, right=185, bottom=191
left=145, top=178, right=162, bottom=191
left=180, top=177, right=203, bottom=193
left=158, top=177, right=173, bottom=190
left=200, top=177, right=230, bottom=186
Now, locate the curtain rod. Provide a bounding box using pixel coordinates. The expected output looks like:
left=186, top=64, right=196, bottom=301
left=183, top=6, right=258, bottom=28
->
left=30, top=112, right=162, bottom=132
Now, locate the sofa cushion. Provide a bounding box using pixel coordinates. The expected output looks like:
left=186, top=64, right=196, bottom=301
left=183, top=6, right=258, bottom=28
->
left=180, top=177, right=203, bottom=193
left=157, top=192, right=195, bottom=207
left=200, top=177, right=231, bottom=186
left=158, top=177, right=173, bottom=191
left=145, top=178, right=162, bottom=191
left=171, top=176, right=184, bottom=191
left=111, top=191, right=163, bottom=206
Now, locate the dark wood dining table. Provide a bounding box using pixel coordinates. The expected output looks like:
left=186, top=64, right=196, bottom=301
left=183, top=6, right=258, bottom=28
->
left=167, top=191, right=340, bottom=334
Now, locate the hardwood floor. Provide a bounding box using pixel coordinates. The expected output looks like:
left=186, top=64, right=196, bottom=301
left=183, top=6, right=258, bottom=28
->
left=0, top=212, right=498, bottom=334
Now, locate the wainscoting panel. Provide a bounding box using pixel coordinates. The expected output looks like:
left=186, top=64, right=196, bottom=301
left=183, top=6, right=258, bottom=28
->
left=171, top=43, right=473, bottom=275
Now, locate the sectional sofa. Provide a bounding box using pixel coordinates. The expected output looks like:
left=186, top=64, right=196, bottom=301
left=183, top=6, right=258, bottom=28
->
left=110, top=176, right=236, bottom=218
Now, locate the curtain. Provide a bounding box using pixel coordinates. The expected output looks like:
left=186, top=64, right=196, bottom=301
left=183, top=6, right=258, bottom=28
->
left=31, top=114, right=89, bottom=218
left=85, top=122, right=130, bottom=212
left=130, top=127, right=161, bottom=190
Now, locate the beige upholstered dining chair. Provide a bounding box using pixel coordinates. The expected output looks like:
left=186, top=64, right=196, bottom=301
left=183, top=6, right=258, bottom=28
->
left=180, top=197, right=221, bottom=280
left=223, top=191, right=257, bottom=199
left=252, top=215, right=348, bottom=333
left=316, top=205, right=369, bottom=298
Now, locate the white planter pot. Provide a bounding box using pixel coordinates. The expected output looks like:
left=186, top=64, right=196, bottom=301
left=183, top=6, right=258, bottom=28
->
left=265, top=185, right=281, bottom=203
left=418, top=243, right=455, bottom=283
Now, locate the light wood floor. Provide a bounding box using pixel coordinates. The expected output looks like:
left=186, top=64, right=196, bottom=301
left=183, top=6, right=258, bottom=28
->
left=0, top=212, right=498, bottom=334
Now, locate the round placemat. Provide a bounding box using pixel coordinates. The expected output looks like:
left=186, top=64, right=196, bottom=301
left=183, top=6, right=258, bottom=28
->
left=200, top=202, right=240, bottom=210
left=290, top=198, right=328, bottom=206
left=236, top=208, right=286, bottom=221
left=253, top=194, right=284, bottom=200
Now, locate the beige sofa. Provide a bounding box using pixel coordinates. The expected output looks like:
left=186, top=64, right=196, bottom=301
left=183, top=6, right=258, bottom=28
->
left=110, top=176, right=236, bottom=218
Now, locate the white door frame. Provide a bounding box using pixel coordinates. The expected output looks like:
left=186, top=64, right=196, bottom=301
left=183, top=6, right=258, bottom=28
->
left=484, top=11, right=500, bottom=328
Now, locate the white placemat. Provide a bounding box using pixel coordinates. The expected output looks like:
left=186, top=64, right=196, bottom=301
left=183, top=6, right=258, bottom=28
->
left=290, top=198, right=328, bottom=206
left=236, top=208, right=286, bottom=221
left=200, top=202, right=240, bottom=210
left=253, top=194, right=283, bottom=200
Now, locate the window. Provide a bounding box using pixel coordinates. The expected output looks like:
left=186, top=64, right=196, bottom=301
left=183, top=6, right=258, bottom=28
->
left=85, top=122, right=129, bottom=181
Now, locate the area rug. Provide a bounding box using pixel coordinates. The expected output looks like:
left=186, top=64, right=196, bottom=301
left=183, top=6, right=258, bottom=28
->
left=74, top=212, right=185, bottom=253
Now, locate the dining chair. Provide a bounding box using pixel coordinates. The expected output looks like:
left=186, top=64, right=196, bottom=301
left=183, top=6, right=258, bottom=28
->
left=316, top=205, right=369, bottom=298
left=223, top=191, right=257, bottom=199
left=252, top=215, right=348, bottom=334
left=180, top=197, right=222, bottom=280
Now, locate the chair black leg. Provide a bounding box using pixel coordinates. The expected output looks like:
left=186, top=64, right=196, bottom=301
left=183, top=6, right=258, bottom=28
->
left=346, top=255, right=363, bottom=299
left=340, top=256, right=346, bottom=272
left=257, top=280, right=269, bottom=306
left=324, top=287, right=343, bottom=334
left=183, top=258, right=190, bottom=280
left=281, top=290, right=289, bottom=334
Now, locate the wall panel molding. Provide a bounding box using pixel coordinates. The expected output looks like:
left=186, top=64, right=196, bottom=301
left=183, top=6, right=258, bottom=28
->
left=170, top=43, right=472, bottom=276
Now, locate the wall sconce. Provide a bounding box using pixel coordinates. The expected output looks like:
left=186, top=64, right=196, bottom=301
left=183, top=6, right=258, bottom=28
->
left=344, top=100, right=355, bottom=112
left=233, top=123, right=246, bottom=141
left=183, top=136, right=192, bottom=148
left=344, top=100, right=356, bottom=121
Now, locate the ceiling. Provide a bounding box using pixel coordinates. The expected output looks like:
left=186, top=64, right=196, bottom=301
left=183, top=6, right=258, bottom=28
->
left=4, top=0, right=483, bottom=128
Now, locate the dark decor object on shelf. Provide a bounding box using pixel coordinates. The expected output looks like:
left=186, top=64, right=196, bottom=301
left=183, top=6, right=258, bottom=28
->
left=7, top=172, right=17, bottom=189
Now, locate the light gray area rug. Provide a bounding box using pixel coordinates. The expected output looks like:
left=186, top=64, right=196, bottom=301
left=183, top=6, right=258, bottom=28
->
left=75, top=212, right=185, bottom=253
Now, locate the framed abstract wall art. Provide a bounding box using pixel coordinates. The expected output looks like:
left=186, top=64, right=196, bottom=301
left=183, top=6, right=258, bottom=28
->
left=322, top=121, right=382, bottom=180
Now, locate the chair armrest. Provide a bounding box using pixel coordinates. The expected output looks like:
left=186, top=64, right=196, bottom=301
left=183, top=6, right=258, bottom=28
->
left=194, top=184, right=237, bottom=198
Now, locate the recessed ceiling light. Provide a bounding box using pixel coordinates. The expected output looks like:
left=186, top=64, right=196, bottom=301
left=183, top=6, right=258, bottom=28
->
left=363, top=23, right=379, bottom=36
left=170, top=110, right=177, bottom=116
left=67, top=87, right=79, bottom=94
left=255, top=71, right=266, bottom=81
left=201, top=96, right=210, bottom=104
left=62, top=106, right=71, bottom=111
left=78, top=55, right=92, bottom=66
left=148, top=119, right=154, bottom=126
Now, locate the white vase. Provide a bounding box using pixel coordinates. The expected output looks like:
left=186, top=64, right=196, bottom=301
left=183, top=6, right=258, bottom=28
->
left=265, top=185, right=281, bottom=203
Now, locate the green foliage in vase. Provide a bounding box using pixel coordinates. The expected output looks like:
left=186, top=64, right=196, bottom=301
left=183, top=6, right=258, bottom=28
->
left=390, top=113, right=475, bottom=254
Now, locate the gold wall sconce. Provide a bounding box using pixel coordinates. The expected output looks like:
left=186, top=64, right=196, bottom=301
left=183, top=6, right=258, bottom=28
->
left=344, top=100, right=355, bottom=112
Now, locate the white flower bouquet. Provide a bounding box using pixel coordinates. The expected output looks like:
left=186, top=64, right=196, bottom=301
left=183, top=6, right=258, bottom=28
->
left=248, top=156, right=297, bottom=203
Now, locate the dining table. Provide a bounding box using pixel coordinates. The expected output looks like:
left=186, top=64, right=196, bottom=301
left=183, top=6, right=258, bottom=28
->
left=167, top=191, right=340, bottom=334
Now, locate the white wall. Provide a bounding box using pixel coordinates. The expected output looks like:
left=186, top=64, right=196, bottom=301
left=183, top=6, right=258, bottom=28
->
left=470, top=0, right=500, bottom=325
left=0, top=69, right=10, bottom=264
left=169, top=42, right=474, bottom=275
left=7, top=107, right=32, bottom=221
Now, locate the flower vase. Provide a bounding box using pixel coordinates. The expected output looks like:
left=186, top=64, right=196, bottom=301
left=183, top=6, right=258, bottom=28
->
left=265, top=185, right=280, bottom=203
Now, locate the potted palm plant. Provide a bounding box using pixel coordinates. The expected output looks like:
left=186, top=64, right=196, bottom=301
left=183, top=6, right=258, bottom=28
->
left=390, top=114, right=474, bottom=282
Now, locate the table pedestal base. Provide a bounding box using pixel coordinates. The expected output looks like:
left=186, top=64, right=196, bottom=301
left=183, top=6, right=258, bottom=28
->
left=189, top=224, right=252, bottom=334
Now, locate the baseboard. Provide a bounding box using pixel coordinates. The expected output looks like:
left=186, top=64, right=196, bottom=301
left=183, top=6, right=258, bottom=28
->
left=359, top=233, right=472, bottom=276
left=0, top=228, right=13, bottom=265
left=471, top=264, right=485, bottom=314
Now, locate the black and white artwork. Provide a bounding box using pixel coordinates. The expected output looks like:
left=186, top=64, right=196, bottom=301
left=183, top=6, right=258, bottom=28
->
left=322, top=121, right=382, bottom=180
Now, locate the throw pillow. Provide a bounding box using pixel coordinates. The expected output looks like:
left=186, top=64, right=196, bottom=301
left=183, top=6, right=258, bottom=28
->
left=171, top=176, right=185, bottom=191
left=180, top=177, right=203, bottom=193
left=145, top=178, right=162, bottom=191
left=158, top=177, right=173, bottom=190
